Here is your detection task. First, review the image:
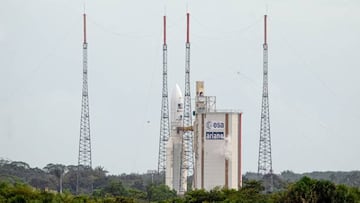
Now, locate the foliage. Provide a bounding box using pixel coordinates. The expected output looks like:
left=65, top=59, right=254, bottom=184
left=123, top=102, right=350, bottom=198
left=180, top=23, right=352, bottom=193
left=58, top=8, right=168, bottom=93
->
left=183, top=182, right=269, bottom=203
left=243, top=170, right=360, bottom=192
left=2, top=160, right=360, bottom=202
left=278, top=176, right=360, bottom=203
left=102, top=180, right=128, bottom=197
left=0, top=181, right=136, bottom=202
left=1, top=176, right=360, bottom=202
left=146, top=184, right=177, bottom=202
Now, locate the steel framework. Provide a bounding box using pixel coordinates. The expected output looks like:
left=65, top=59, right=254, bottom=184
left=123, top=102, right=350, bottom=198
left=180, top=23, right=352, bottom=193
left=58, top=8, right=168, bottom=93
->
left=158, top=15, right=170, bottom=174
left=257, top=15, right=273, bottom=188
left=180, top=12, right=193, bottom=195
left=77, top=13, right=92, bottom=194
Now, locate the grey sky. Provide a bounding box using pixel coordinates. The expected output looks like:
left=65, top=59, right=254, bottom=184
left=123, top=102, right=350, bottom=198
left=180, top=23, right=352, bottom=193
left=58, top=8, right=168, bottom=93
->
left=0, top=0, right=359, bottom=175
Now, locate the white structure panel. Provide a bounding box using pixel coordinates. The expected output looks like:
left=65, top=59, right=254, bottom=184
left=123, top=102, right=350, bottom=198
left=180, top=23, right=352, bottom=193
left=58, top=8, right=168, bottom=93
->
left=193, top=112, right=242, bottom=190
left=203, top=113, right=225, bottom=190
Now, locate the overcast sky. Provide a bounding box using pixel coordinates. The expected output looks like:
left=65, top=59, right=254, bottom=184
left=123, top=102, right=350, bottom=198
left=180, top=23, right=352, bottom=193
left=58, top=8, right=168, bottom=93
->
left=1, top=0, right=359, bottom=175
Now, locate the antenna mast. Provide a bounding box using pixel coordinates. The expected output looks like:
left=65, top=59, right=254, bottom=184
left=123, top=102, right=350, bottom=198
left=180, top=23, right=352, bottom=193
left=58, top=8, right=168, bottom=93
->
left=257, top=14, right=273, bottom=191
left=77, top=12, right=92, bottom=194
left=158, top=15, right=170, bottom=174
left=180, top=12, right=193, bottom=195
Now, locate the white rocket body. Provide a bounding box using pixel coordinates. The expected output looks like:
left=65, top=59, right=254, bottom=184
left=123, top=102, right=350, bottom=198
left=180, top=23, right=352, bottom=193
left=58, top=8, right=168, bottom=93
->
left=165, top=84, right=184, bottom=193
left=170, top=84, right=184, bottom=125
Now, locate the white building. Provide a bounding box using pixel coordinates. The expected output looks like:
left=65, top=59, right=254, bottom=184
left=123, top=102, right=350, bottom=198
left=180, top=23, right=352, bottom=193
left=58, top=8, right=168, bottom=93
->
left=193, top=81, right=242, bottom=190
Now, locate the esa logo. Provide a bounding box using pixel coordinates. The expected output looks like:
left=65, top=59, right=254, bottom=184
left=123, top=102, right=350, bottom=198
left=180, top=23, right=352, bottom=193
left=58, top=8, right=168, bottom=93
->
left=206, top=121, right=225, bottom=130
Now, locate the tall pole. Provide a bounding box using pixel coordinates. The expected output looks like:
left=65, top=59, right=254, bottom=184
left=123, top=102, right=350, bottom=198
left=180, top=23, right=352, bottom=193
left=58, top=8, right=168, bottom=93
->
left=158, top=15, right=170, bottom=175
left=77, top=12, right=92, bottom=194
left=257, top=14, right=273, bottom=192
left=180, top=12, right=193, bottom=195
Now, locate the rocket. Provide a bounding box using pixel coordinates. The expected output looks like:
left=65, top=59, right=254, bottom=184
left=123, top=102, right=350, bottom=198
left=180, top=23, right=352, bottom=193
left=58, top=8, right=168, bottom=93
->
left=165, top=84, right=184, bottom=193
left=170, top=84, right=184, bottom=125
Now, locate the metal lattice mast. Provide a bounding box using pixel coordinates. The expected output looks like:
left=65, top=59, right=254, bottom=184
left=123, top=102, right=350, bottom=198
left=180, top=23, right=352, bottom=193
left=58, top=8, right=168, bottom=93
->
left=77, top=13, right=92, bottom=194
left=180, top=12, right=193, bottom=194
left=158, top=15, right=170, bottom=174
left=258, top=15, right=273, bottom=178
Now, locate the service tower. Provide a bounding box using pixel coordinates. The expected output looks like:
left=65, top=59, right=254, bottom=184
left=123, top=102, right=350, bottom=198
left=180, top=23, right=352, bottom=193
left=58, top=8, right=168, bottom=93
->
left=193, top=81, right=243, bottom=190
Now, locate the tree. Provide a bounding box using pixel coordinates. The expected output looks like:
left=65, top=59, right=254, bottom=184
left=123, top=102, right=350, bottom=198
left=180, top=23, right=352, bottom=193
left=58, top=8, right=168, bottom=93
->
left=131, top=180, right=145, bottom=191
left=92, top=166, right=109, bottom=191
left=10, top=162, right=30, bottom=169
left=146, top=184, right=176, bottom=202
left=102, top=180, right=128, bottom=197
left=184, top=189, right=209, bottom=203
left=242, top=180, right=265, bottom=193
left=43, top=164, right=67, bottom=193
left=279, top=176, right=353, bottom=203
left=233, top=180, right=268, bottom=202
left=313, top=179, right=336, bottom=202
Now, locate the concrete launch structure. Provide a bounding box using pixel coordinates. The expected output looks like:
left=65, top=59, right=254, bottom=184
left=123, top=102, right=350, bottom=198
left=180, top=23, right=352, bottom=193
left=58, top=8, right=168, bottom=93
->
left=193, top=82, right=243, bottom=190
left=165, top=84, right=185, bottom=192
left=165, top=82, right=242, bottom=192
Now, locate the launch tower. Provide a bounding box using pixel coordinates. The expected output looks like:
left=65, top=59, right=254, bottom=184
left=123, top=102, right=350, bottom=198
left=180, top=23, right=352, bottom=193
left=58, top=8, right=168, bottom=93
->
left=180, top=12, right=194, bottom=195
left=158, top=15, right=170, bottom=174
left=257, top=15, right=273, bottom=190
left=77, top=12, right=92, bottom=194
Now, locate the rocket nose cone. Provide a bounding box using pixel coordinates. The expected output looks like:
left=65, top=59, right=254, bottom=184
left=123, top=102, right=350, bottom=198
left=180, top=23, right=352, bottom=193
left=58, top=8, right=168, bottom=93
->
left=175, top=84, right=183, bottom=99
left=171, top=84, right=184, bottom=123
left=171, top=84, right=183, bottom=103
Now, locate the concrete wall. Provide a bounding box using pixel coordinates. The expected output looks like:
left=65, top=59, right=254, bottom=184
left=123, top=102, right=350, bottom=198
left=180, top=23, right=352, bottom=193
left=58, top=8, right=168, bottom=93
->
left=193, top=112, right=242, bottom=190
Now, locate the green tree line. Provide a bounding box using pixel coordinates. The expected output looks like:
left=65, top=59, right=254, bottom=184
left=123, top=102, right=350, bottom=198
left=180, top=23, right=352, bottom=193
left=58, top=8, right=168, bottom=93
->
left=2, top=159, right=360, bottom=202
left=1, top=177, right=360, bottom=202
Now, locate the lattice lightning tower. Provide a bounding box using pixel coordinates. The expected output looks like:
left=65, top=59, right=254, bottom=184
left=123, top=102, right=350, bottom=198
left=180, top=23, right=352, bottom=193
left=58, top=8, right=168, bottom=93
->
left=258, top=15, right=273, bottom=177
left=77, top=13, right=92, bottom=193
left=180, top=12, right=194, bottom=194
left=158, top=15, right=170, bottom=174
